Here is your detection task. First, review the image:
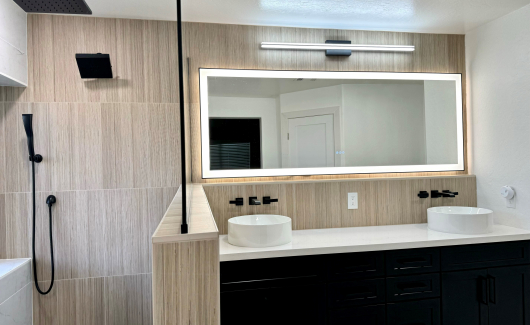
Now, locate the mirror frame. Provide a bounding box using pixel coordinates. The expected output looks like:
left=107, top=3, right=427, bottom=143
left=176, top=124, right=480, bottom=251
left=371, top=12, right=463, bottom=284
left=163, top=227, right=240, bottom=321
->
left=199, top=68, right=464, bottom=179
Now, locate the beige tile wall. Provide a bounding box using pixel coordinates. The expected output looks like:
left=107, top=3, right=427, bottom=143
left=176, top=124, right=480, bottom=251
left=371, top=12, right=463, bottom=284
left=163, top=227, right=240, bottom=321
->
left=204, top=176, right=477, bottom=235
left=0, top=14, right=181, bottom=325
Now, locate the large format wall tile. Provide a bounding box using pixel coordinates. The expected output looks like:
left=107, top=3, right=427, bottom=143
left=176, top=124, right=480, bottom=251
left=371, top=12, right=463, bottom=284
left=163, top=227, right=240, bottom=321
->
left=4, top=103, right=180, bottom=193
left=0, top=195, right=5, bottom=259
left=204, top=176, right=477, bottom=235
left=4, top=187, right=177, bottom=281
left=33, top=274, right=153, bottom=325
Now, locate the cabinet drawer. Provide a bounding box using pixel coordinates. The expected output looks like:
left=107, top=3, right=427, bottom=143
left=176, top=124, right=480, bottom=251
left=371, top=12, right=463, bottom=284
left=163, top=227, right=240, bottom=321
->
left=441, top=241, right=530, bottom=271
left=329, top=304, right=386, bottom=325
left=386, top=274, right=440, bottom=302
left=387, top=299, right=441, bottom=325
left=327, top=251, right=385, bottom=281
left=328, top=278, right=385, bottom=308
left=386, top=248, right=440, bottom=276
left=221, top=284, right=326, bottom=325
left=220, top=255, right=325, bottom=291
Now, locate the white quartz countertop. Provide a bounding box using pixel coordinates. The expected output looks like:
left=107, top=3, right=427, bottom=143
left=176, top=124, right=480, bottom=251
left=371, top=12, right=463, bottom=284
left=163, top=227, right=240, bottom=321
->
left=219, top=224, right=530, bottom=261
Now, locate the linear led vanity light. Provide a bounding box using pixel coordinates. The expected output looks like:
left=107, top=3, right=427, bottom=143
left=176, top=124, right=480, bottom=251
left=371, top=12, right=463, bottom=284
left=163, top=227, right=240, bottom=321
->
left=260, top=42, right=415, bottom=52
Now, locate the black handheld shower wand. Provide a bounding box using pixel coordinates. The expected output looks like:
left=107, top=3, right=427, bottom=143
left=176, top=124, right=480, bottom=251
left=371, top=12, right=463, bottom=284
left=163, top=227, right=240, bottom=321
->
left=22, top=114, right=56, bottom=295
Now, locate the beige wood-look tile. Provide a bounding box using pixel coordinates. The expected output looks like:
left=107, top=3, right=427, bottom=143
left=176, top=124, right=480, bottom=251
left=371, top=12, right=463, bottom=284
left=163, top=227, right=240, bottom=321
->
left=0, top=194, right=5, bottom=259
left=31, top=14, right=55, bottom=102
left=430, top=176, right=477, bottom=208
left=148, top=104, right=180, bottom=188
left=48, top=103, right=75, bottom=191
left=35, top=277, right=105, bottom=325
left=187, top=23, right=467, bottom=183
left=315, top=181, right=341, bottom=229
left=147, top=187, right=178, bottom=272
left=104, top=274, right=152, bottom=325
left=116, top=19, right=145, bottom=103
left=143, top=20, right=162, bottom=103
left=0, top=103, right=4, bottom=193
left=52, top=16, right=98, bottom=103
left=71, top=103, right=103, bottom=190
left=154, top=239, right=219, bottom=325
left=5, top=102, right=50, bottom=193
left=157, top=21, right=179, bottom=104
left=5, top=192, right=31, bottom=258
left=94, top=18, right=120, bottom=103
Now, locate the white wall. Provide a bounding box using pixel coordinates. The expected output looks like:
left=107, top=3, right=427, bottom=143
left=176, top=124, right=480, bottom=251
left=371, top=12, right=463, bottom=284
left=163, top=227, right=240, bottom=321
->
left=424, top=80, right=458, bottom=164
left=209, top=96, right=281, bottom=169
left=279, top=83, right=427, bottom=167
left=279, top=85, right=342, bottom=113
left=341, top=84, right=427, bottom=166
left=466, top=3, right=530, bottom=228
left=0, top=0, right=27, bottom=86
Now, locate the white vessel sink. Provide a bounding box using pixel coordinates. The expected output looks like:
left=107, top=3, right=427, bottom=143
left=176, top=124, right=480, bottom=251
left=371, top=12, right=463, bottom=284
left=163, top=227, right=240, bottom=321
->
left=428, top=206, right=494, bottom=235
left=228, top=215, right=292, bottom=247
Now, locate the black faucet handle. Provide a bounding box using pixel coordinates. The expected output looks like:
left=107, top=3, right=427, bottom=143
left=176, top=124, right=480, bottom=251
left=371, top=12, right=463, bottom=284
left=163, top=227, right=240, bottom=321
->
left=229, top=198, right=244, bottom=206
left=263, top=196, right=279, bottom=204
left=418, top=191, right=429, bottom=199
left=443, top=190, right=459, bottom=196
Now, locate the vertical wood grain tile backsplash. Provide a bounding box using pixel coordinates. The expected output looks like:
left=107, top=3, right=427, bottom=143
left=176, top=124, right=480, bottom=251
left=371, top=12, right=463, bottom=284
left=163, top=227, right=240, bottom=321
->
left=203, top=176, right=477, bottom=235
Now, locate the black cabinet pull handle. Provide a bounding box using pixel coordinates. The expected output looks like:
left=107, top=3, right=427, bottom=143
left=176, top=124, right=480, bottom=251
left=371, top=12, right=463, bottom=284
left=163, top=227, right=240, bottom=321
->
left=488, top=275, right=496, bottom=304
left=397, top=257, right=426, bottom=264
left=478, top=276, right=489, bottom=305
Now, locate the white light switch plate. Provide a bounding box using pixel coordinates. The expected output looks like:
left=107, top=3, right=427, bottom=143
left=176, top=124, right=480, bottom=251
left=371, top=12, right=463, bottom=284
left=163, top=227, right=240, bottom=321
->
left=348, top=192, right=358, bottom=210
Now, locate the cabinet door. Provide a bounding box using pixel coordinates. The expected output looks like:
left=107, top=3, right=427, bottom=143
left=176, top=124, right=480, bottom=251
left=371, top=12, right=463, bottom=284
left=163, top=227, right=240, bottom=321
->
left=488, top=265, right=530, bottom=325
left=329, top=304, right=386, bottom=325
left=387, top=299, right=441, bottom=325
left=221, top=284, right=325, bottom=325
left=442, top=269, right=488, bottom=325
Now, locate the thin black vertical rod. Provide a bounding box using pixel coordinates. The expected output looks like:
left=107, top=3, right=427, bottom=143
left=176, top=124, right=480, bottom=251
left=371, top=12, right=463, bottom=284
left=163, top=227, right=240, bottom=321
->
left=177, top=0, right=188, bottom=234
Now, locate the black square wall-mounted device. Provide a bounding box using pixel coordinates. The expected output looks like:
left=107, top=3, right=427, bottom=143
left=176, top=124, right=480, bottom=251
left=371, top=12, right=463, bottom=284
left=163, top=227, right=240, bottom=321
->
left=75, top=54, right=113, bottom=79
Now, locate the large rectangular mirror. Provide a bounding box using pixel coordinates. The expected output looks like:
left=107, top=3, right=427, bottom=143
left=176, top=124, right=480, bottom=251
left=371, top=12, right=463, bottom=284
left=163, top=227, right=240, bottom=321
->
left=200, top=69, right=464, bottom=178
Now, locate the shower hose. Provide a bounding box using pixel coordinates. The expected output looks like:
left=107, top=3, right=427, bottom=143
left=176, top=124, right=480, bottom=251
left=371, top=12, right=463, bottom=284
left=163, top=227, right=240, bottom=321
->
left=31, top=159, right=55, bottom=295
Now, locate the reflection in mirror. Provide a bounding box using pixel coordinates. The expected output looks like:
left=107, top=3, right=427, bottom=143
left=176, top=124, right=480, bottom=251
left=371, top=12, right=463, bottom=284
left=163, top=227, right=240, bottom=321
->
left=200, top=70, right=463, bottom=178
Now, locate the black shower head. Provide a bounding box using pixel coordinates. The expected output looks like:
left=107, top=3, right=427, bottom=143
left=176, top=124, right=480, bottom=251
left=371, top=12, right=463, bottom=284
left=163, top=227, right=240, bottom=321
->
left=12, top=0, right=92, bottom=14
left=22, top=114, right=35, bottom=158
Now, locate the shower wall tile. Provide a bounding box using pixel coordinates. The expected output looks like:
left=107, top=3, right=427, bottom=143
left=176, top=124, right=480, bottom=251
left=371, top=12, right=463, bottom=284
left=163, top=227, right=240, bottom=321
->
left=0, top=103, right=5, bottom=194
left=33, top=274, right=152, bottom=325
left=0, top=194, right=5, bottom=259
left=33, top=277, right=105, bottom=325
left=5, top=187, right=177, bottom=282
left=104, top=274, right=152, bottom=325
left=4, top=103, right=180, bottom=193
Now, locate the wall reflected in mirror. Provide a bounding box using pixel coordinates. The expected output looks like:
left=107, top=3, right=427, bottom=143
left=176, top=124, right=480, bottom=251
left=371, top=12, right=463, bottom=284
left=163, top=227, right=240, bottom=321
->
left=200, top=70, right=464, bottom=178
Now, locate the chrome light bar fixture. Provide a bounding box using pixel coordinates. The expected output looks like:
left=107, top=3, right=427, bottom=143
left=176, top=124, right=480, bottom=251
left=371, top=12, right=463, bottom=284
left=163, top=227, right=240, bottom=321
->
left=261, top=41, right=415, bottom=56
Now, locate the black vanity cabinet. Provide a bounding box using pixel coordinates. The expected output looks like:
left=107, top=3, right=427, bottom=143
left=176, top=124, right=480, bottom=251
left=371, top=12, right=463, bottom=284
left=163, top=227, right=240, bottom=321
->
left=441, top=241, right=530, bottom=325
left=221, top=241, right=530, bottom=325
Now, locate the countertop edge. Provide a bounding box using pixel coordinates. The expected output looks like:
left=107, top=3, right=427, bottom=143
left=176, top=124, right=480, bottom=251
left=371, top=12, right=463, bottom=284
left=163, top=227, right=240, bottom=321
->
left=219, top=224, right=530, bottom=262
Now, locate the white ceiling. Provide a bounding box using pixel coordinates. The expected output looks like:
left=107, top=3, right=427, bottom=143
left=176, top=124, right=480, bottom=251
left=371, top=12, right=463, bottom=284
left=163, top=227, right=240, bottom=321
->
left=84, top=0, right=530, bottom=34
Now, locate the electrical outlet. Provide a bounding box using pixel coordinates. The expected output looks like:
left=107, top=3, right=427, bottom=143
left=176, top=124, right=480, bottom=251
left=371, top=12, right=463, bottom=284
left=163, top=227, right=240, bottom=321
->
left=348, top=192, right=358, bottom=210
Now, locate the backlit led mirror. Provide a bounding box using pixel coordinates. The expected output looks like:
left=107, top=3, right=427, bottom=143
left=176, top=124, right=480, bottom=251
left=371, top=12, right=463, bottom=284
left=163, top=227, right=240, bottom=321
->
left=200, top=69, right=464, bottom=178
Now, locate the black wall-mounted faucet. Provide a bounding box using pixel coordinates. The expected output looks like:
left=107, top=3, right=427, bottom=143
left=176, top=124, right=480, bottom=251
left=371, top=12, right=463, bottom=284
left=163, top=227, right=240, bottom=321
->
left=249, top=197, right=261, bottom=205
left=263, top=196, right=278, bottom=204
left=229, top=198, right=243, bottom=206
left=418, top=191, right=429, bottom=198
left=432, top=190, right=459, bottom=198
